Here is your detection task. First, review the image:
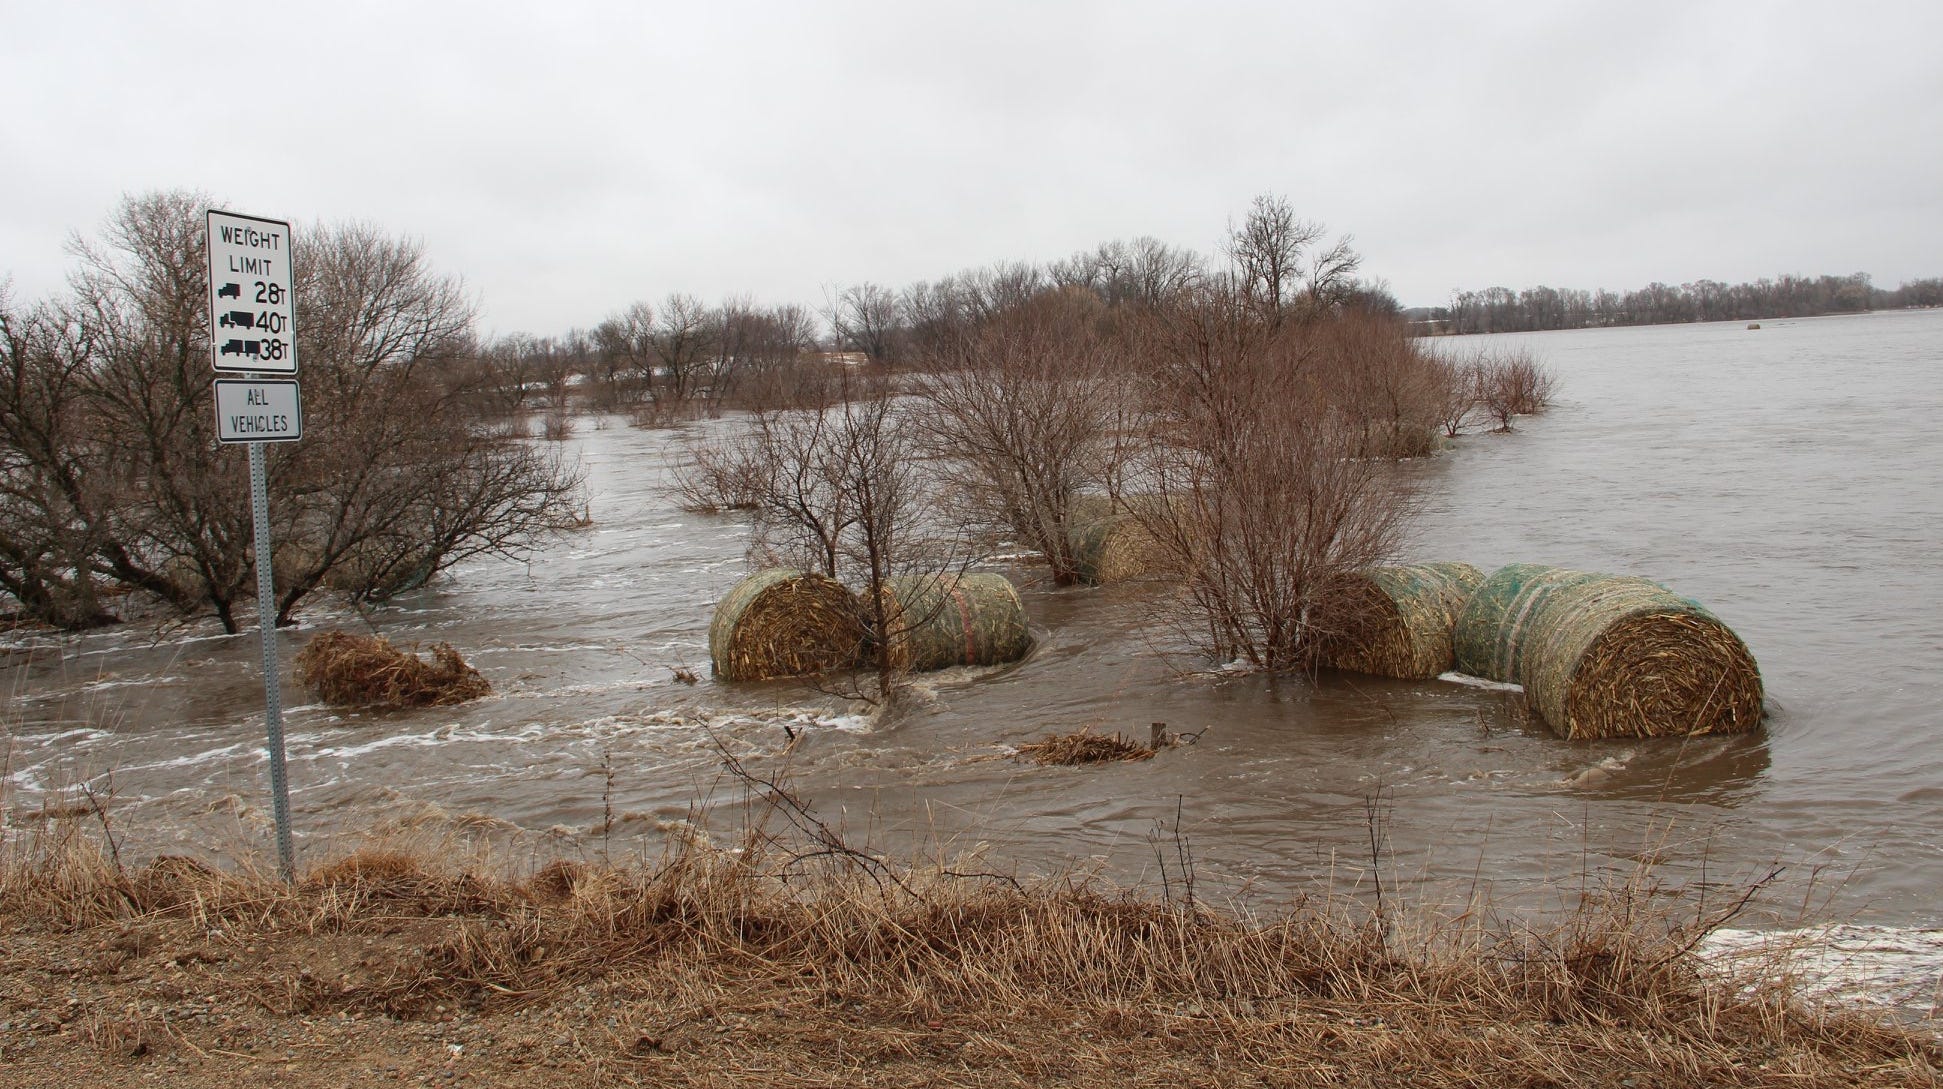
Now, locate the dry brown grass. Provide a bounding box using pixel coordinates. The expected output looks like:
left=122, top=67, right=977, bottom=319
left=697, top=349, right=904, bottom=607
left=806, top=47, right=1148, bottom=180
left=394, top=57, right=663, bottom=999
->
left=292, top=630, right=492, bottom=708
left=1015, top=727, right=1165, bottom=766
left=0, top=812, right=1934, bottom=1087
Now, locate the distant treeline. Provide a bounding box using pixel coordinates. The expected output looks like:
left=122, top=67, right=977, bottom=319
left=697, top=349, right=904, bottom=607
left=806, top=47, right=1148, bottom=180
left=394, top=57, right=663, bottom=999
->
left=1418, top=274, right=1943, bottom=335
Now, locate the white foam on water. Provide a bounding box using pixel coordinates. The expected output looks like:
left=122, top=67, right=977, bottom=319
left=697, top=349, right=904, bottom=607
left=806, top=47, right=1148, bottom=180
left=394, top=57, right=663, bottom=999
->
left=307, top=730, right=450, bottom=760
left=500, top=680, right=669, bottom=699
left=473, top=642, right=614, bottom=655
left=424, top=721, right=554, bottom=745
left=113, top=741, right=256, bottom=773
left=550, top=706, right=877, bottom=739
left=79, top=677, right=168, bottom=693
left=31, top=727, right=114, bottom=745
left=789, top=709, right=874, bottom=734
left=1438, top=672, right=1524, bottom=692
left=1701, top=925, right=1943, bottom=1017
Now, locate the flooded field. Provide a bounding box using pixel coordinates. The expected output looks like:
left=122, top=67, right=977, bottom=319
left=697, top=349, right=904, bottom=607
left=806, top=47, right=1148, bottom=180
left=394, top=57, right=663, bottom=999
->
left=6, top=309, right=1941, bottom=973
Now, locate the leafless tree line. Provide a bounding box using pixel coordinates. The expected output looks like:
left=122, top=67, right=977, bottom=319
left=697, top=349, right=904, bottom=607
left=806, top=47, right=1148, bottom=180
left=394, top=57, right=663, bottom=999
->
left=1434, top=272, right=1943, bottom=334
left=0, top=191, right=585, bottom=632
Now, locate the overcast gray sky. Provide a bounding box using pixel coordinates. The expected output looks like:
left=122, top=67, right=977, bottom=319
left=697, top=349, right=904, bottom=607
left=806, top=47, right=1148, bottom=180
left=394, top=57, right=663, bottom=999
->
left=4, top=1, right=1940, bottom=335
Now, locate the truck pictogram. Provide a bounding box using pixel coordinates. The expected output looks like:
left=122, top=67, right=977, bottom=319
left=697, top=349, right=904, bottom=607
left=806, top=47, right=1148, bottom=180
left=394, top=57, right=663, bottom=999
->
left=219, top=339, right=264, bottom=359
left=217, top=282, right=242, bottom=299
left=218, top=310, right=256, bottom=329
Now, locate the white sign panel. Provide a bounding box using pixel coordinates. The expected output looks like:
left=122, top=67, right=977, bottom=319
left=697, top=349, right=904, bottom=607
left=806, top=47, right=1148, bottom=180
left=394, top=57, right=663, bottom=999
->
left=214, top=379, right=303, bottom=443
left=207, top=210, right=297, bottom=374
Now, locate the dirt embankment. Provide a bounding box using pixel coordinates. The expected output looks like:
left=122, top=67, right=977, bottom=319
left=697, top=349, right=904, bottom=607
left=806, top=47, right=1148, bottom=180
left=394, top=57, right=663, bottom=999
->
left=1, top=822, right=1937, bottom=1088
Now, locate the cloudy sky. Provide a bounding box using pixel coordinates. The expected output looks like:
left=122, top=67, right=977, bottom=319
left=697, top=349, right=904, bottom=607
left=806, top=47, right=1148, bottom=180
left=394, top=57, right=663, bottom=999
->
left=3, top=1, right=1939, bottom=335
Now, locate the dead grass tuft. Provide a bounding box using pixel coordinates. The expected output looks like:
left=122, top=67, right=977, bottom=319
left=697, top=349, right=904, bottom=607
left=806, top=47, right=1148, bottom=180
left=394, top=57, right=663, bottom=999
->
left=1015, top=727, right=1167, bottom=766
left=292, top=630, right=492, bottom=708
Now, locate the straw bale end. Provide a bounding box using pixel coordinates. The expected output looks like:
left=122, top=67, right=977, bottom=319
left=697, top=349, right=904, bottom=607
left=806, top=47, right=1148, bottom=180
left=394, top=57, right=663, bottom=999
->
left=710, top=569, right=865, bottom=682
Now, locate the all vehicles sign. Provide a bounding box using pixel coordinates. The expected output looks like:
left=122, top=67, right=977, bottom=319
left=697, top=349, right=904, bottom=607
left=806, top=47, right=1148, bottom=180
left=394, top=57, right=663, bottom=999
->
left=206, top=210, right=297, bottom=374
left=213, top=379, right=302, bottom=444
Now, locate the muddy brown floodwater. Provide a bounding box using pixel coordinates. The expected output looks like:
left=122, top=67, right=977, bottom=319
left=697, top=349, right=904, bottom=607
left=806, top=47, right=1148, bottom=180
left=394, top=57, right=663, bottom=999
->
left=6, top=311, right=1942, bottom=945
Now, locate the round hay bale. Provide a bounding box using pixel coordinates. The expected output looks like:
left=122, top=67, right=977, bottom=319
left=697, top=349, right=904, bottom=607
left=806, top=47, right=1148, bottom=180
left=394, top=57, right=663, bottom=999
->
left=1316, top=562, right=1485, bottom=679
left=1070, top=517, right=1161, bottom=585
left=709, top=569, right=864, bottom=681
left=1452, top=563, right=1605, bottom=683
left=1521, top=577, right=1764, bottom=740
left=875, top=572, right=1032, bottom=673
left=1068, top=494, right=1166, bottom=585
left=1454, top=565, right=1764, bottom=739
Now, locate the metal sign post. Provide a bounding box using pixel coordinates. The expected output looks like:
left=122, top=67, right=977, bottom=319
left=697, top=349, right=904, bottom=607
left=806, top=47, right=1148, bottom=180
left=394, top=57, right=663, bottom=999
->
left=247, top=440, right=295, bottom=879
left=207, top=209, right=302, bottom=881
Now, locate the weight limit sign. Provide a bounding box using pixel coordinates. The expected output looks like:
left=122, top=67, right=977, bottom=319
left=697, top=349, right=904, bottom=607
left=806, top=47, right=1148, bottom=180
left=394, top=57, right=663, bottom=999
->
left=207, top=210, right=297, bottom=374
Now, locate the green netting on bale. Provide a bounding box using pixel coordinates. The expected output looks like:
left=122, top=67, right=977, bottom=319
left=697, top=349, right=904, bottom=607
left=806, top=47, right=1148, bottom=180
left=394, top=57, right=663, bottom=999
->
left=1455, top=564, right=1764, bottom=739
left=1520, top=576, right=1764, bottom=740
left=877, top=572, right=1032, bottom=673
left=1452, top=564, right=1607, bottom=683
left=1316, top=562, right=1486, bottom=680
left=709, top=569, right=865, bottom=681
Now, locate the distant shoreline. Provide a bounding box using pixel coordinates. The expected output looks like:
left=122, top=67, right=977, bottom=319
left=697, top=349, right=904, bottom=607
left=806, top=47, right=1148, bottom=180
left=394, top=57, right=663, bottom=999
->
left=1408, top=274, right=1941, bottom=336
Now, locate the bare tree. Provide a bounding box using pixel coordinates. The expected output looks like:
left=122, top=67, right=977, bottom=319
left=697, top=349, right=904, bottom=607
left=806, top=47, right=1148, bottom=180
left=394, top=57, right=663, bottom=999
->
left=463, top=334, right=547, bottom=418
left=69, top=190, right=256, bottom=629
left=267, top=220, right=584, bottom=617
left=591, top=301, right=656, bottom=407
left=732, top=374, right=968, bottom=701
left=1050, top=238, right=1204, bottom=312
left=828, top=282, right=904, bottom=367
left=0, top=290, right=124, bottom=627
left=1116, top=237, right=1204, bottom=309
left=955, top=262, right=1046, bottom=324
left=1429, top=353, right=1478, bottom=438
left=1224, top=194, right=1361, bottom=326
left=725, top=302, right=823, bottom=409
left=1128, top=285, right=1407, bottom=671
left=912, top=286, right=1132, bottom=584
left=1304, top=311, right=1446, bottom=458
left=646, top=292, right=716, bottom=415
left=1468, top=349, right=1555, bottom=433
left=0, top=192, right=585, bottom=631
left=1305, top=235, right=1364, bottom=312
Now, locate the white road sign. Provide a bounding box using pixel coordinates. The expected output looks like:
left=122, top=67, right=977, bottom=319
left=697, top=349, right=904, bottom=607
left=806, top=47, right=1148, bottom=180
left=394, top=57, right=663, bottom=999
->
left=214, top=379, right=302, bottom=443
left=207, top=210, right=297, bottom=374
